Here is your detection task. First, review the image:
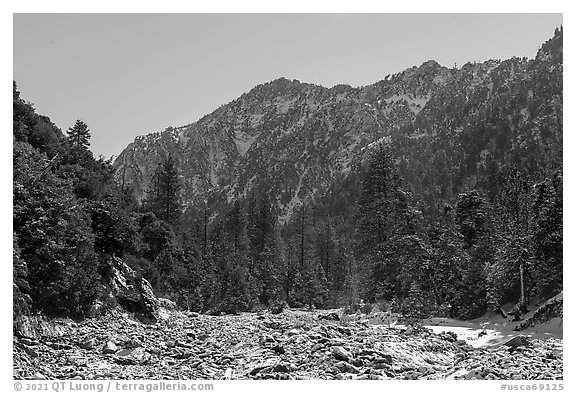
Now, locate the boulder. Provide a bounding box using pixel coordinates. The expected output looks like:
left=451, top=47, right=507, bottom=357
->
left=271, top=345, right=285, bottom=354
left=102, top=340, right=118, bottom=354
left=19, top=337, right=37, bottom=346
left=272, top=363, right=291, bottom=373
left=106, top=256, right=160, bottom=324
left=332, top=346, right=353, bottom=361
left=22, top=346, right=38, bottom=358
left=249, top=359, right=278, bottom=376
left=503, top=335, right=531, bottom=348
left=438, top=331, right=458, bottom=342
left=373, top=354, right=393, bottom=365
left=318, top=312, right=340, bottom=321
left=113, top=347, right=149, bottom=366
left=79, top=337, right=97, bottom=350
left=465, top=369, right=484, bottom=380
left=223, top=368, right=233, bottom=380
left=48, top=342, right=73, bottom=350
left=13, top=315, right=62, bottom=340
left=287, top=328, right=301, bottom=337
left=334, top=361, right=360, bottom=374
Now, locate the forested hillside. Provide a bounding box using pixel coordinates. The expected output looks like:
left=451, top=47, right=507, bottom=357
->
left=13, top=28, right=562, bottom=323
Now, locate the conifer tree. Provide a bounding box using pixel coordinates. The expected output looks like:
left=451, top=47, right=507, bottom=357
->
left=487, top=166, right=533, bottom=312
left=209, top=212, right=258, bottom=313
left=67, top=120, right=91, bottom=148
left=247, top=193, right=280, bottom=304
left=354, top=144, right=420, bottom=302
left=147, top=154, right=182, bottom=225
left=401, top=282, right=428, bottom=324
left=455, top=190, right=494, bottom=318
left=426, top=208, right=469, bottom=317
left=530, top=171, right=562, bottom=297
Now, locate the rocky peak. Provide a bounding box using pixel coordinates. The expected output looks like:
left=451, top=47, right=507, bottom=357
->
left=536, top=26, right=562, bottom=64
left=114, top=30, right=562, bottom=223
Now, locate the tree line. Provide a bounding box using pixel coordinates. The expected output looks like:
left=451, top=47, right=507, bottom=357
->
left=13, top=79, right=562, bottom=322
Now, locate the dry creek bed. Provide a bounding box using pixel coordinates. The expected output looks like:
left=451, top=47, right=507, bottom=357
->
left=13, top=309, right=563, bottom=380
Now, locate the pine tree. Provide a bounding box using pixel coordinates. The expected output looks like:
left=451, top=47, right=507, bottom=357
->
left=67, top=119, right=91, bottom=148
left=187, top=251, right=219, bottom=312
left=283, top=204, right=328, bottom=308
left=247, top=193, right=280, bottom=304
left=426, top=207, right=469, bottom=317
left=401, top=282, right=429, bottom=324
left=487, top=166, right=533, bottom=312
left=530, top=171, right=562, bottom=297
left=209, top=216, right=257, bottom=313
left=146, top=154, right=182, bottom=225
left=354, top=144, right=420, bottom=302
left=342, top=253, right=360, bottom=307
left=455, top=190, right=494, bottom=318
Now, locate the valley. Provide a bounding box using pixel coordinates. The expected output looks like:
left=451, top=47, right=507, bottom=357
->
left=13, top=23, right=563, bottom=383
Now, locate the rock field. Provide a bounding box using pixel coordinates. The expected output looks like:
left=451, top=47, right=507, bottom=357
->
left=13, top=308, right=563, bottom=380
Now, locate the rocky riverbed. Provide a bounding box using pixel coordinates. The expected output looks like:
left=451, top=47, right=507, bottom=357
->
left=13, top=308, right=563, bottom=380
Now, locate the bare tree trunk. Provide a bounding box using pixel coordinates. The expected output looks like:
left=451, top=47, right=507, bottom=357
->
left=32, top=153, right=59, bottom=186
left=519, top=259, right=527, bottom=313
left=203, top=207, right=208, bottom=255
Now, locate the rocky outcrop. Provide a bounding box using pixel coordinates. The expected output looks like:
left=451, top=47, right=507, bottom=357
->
left=112, top=63, right=450, bottom=221
left=515, top=292, right=563, bottom=331
left=13, top=316, right=64, bottom=340
left=97, top=256, right=161, bottom=324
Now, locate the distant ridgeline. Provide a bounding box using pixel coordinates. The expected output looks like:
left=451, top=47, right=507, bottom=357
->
left=13, top=28, right=562, bottom=322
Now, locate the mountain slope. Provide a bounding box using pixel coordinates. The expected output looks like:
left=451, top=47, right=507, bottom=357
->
left=114, top=29, right=562, bottom=223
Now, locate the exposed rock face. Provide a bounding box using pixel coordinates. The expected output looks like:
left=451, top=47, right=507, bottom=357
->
left=13, top=316, right=64, bottom=340
left=114, top=66, right=444, bottom=221
left=99, top=256, right=161, bottom=324
left=515, top=292, right=563, bottom=331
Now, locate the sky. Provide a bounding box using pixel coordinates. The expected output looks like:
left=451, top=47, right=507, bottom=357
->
left=13, top=13, right=563, bottom=159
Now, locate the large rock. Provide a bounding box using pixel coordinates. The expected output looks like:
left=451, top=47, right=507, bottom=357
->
left=503, top=336, right=531, bottom=348
left=515, top=292, right=563, bottom=331
left=105, top=256, right=161, bottom=323
left=318, top=312, right=340, bottom=321
left=332, top=346, right=353, bottom=361
left=78, top=337, right=96, bottom=350
left=334, top=361, right=360, bottom=374
left=13, top=315, right=63, bottom=340
left=102, top=340, right=118, bottom=354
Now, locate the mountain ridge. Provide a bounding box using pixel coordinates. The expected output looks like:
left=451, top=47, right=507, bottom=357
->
left=114, top=28, right=562, bottom=223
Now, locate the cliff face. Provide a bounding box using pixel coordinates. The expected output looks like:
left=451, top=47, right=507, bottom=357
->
left=114, top=29, right=562, bottom=222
